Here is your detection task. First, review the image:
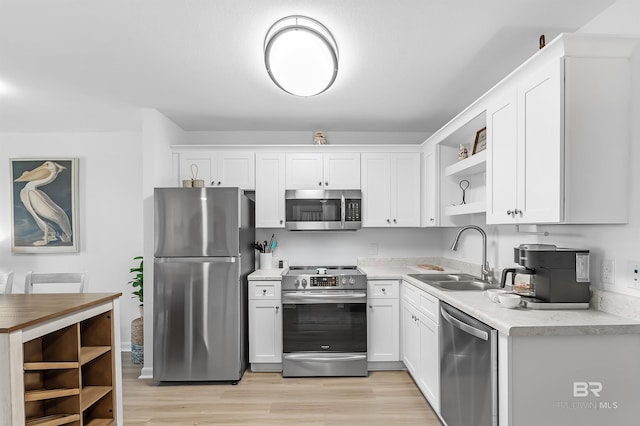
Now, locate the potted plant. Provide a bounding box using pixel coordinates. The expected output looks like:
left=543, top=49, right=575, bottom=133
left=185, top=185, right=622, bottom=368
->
left=129, top=256, right=144, bottom=364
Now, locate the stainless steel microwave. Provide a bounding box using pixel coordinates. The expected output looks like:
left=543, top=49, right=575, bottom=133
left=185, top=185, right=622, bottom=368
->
left=285, top=190, right=362, bottom=230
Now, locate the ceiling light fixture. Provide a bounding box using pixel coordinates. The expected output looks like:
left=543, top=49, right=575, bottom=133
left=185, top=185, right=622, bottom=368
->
left=264, top=15, right=339, bottom=97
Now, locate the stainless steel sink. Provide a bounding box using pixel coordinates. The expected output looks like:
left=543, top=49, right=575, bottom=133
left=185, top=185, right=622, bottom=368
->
left=408, top=274, right=499, bottom=291
left=408, top=273, right=477, bottom=282
left=427, top=280, right=498, bottom=291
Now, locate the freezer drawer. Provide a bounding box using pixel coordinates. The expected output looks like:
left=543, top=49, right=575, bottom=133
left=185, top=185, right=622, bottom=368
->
left=153, top=257, right=246, bottom=382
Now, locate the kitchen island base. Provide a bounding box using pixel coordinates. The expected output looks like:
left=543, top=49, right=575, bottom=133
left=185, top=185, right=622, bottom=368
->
left=499, top=332, right=640, bottom=426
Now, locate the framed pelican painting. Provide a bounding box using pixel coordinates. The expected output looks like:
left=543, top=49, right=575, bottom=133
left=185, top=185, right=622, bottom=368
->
left=10, top=158, right=79, bottom=253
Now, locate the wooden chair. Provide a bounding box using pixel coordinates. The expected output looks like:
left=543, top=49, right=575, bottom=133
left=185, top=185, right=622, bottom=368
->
left=24, top=271, right=87, bottom=294
left=0, top=271, right=14, bottom=294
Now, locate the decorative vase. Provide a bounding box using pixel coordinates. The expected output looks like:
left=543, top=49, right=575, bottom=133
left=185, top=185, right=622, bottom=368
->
left=131, top=305, right=144, bottom=364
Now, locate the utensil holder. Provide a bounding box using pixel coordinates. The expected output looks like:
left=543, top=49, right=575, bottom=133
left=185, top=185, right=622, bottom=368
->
left=259, top=253, right=272, bottom=270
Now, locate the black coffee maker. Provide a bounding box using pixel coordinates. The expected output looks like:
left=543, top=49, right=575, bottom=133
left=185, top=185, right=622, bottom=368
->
left=501, top=244, right=591, bottom=308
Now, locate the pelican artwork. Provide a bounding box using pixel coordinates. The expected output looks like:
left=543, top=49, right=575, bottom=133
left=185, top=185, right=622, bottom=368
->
left=14, top=161, right=73, bottom=246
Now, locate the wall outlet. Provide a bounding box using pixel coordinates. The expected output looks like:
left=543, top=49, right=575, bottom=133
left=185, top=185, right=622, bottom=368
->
left=630, top=261, right=640, bottom=289
left=601, top=259, right=615, bottom=285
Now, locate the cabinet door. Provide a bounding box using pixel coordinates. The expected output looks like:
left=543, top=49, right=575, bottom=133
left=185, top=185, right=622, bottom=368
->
left=361, top=154, right=392, bottom=226
left=392, top=153, right=421, bottom=226
left=517, top=59, right=563, bottom=223
left=179, top=152, right=213, bottom=185
left=422, top=147, right=439, bottom=227
left=367, top=298, right=399, bottom=362
left=256, top=153, right=285, bottom=228
left=401, top=302, right=420, bottom=376
left=323, top=153, right=361, bottom=189
left=285, top=153, right=324, bottom=189
left=249, top=299, right=282, bottom=363
left=216, top=152, right=255, bottom=189
left=486, top=92, right=518, bottom=224
left=418, top=313, right=440, bottom=411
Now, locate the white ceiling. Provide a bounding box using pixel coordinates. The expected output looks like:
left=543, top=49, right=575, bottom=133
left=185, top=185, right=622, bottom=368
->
left=0, top=0, right=615, bottom=135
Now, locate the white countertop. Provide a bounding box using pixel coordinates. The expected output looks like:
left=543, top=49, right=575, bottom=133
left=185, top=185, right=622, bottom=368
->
left=359, top=264, right=640, bottom=337
left=248, top=268, right=286, bottom=280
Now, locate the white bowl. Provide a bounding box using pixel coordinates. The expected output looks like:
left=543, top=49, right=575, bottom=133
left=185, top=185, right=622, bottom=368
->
left=497, top=293, right=521, bottom=309
left=484, top=288, right=507, bottom=302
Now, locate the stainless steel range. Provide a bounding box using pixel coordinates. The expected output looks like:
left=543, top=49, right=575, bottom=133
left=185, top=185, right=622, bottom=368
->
left=281, top=266, right=368, bottom=377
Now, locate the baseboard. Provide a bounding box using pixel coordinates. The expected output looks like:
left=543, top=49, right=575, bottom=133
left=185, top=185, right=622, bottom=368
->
left=139, top=367, right=153, bottom=379
left=368, top=361, right=406, bottom=371
left=121, top=342, right=131, bottom=352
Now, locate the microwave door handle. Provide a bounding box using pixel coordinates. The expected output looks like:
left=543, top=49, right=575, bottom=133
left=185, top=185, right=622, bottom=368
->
left=341, top=193, right=346, bottom=228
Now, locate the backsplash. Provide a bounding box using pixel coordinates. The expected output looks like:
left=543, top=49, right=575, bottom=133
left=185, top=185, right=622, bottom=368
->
left=591, top=290, right=640, bottom=321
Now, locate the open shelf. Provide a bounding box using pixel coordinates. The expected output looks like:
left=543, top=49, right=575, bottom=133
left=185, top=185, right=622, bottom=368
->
left=444, top=150, right=486, bottom=177
left=84, top=418, right=113, bottom=426
left=24, top=388, right=80, bottom=402
left=21, top=309, right=115, bottom=425
left=24, top=362, right=79, bottom=371
left=80, top=347, right=111, bottom=365
left=445, top=201, right=486, bottom=216
left=25, top=413, right=81, bottom=426
left=81, top=386, right=112, bottom=411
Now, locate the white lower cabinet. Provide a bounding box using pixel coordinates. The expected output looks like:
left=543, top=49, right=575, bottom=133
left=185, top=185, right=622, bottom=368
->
left=401, top=281, right=440, bottom=413
left=367, top=280, right=400, bottom=363
left=248, top=280, right=282, bottom=370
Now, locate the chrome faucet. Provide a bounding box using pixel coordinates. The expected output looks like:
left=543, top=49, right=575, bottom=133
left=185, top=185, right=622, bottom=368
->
left=450, top=225, right=492, bottom=282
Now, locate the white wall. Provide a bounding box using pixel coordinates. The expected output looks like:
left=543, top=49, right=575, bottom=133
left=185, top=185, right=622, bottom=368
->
left=0, top=132, right=144, bottom=343
left=141, top=109, right=186, bottom=378
left=443, top=0, right=640, bottom=298
left=185, top=131, right=431, bottom=146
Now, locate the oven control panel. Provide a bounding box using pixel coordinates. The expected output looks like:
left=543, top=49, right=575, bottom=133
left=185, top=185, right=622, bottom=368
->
left=311, top=276, right=338, bottom=287
left=282, top=271, right=367, bottom=290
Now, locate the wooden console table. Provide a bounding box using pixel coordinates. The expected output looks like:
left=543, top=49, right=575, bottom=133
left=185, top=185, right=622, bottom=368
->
left=0, top=293, right=123, bottom=426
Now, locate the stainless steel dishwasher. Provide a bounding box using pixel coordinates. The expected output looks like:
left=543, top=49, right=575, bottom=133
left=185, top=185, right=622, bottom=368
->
left=439, top=302, right=497, bottom=426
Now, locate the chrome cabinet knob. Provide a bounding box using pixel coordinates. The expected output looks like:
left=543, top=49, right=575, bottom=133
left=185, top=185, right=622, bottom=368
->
left=318, top=181, right=322, bottom=186
left=325, top=181, right=329, bottom=186
left=280, top=219, right=283, bottom=225
left=275, top=306, right=279, bottom=311
left=514, top=209, right=522, bottom=215
left=369, top=305, right=373, bottom=309
left=430, top=218, right=435, bottom=222
left=386, top=219, right=391, bottom=224
left=262, top=289, right=267, bottom=294
left=506, top=209, right=513, bottom=215
left=393, top=219, right=397, bottom=224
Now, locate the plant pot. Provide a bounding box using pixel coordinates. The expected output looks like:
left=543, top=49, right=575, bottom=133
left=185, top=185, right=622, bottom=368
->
left=131, top=305, right=144, bottom=364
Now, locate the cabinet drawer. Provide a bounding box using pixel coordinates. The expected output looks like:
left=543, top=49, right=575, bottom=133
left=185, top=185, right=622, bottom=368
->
left=418, top=291, right=439, bottom=324
left=249, top=281, right=281, bottom=300
left=368, top=280, right=399, bottom=298
left=401, top=281, right=419, bottom=305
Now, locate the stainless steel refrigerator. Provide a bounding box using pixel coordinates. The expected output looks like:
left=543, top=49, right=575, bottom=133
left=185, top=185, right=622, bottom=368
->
left=153, top=187, right=254, bottom=383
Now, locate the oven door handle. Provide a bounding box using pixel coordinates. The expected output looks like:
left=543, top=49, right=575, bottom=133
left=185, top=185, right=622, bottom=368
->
left=284, top=353, right=367, bottom=363
left=440, top=306, right=489, bottom=341
left=282, top=293, right=367, bottom=303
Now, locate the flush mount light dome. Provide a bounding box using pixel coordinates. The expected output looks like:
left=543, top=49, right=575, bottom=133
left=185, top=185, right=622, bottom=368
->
left=264, top=15, right=339, bottom=97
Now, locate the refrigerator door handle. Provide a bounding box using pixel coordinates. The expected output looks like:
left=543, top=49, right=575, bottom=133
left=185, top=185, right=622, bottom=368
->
left=155, top=257, right=238, bottom=263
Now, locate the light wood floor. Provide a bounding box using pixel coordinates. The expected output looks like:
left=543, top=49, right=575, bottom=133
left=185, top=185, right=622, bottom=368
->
left=122, top=355, right=442, bottom=425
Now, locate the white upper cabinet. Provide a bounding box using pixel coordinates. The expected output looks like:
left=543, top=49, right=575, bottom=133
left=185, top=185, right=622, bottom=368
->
left=422, top=145, right=438, bottom=227
left=361, top=153, right=421, bottom=227
left=256, top=153, right=286, bottom=228
left=487, top=52, right=631, bottom=224
left=179, top=151, right=255, bottom=190
left=285, top=153, right=360, bottom=190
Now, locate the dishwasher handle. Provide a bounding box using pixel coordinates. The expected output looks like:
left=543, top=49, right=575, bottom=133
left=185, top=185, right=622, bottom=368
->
left=440, top=306, right=489, bottom=341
